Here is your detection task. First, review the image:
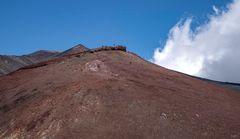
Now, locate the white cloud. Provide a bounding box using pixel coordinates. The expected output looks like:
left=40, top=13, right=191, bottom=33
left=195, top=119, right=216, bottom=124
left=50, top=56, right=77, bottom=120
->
left=213, top=5, right=220, bottom=15
left=152, top=0, right=240, bottom=83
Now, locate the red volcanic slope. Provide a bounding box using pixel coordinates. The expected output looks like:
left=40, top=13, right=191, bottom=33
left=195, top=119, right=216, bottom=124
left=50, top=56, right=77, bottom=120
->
left=0, top=48, right=240, bottom=139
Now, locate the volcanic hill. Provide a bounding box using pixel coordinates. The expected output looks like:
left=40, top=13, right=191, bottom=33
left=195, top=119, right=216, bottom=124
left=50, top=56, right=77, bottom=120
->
left=0, top=46, right=240, bottom=139
left=0, top=44, right=89, bottom=76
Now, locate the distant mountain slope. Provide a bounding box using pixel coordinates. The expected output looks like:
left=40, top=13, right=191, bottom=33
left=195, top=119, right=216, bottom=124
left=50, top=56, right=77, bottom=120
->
left=0, top=44, right=89, bottom=76
left=0, top=46, right=239, bottom=139
left=194, top=76, right=240, bottom=91
left=0, top=55, right=32, bottom=75
left=56, top=44, right=89, bottom=57
left=27, top=50, right=60, bottom=60
left=173, top=72, right=240, bottom=91
left=0, top=51, right=60, bottom=75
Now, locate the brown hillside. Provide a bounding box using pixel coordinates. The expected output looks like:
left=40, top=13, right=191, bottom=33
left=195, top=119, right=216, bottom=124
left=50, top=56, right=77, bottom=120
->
left=0, top=47, right=239, bottom=139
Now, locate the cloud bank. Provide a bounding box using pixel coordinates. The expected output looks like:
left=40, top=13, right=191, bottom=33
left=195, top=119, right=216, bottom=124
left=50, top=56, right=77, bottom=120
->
left=152, top=0, right=240, bottom=83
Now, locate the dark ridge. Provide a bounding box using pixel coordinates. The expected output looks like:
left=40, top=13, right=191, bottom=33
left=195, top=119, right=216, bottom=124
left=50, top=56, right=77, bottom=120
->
left=0, top=45, right=127, bottom=76
left=16, top=57, right=65, bottom=71
left=18, top=63, right=48, bottom=70
left=56, top=45, right=127, bottom=57
left=171, top=70, right=240, bottom=91
left=192, top=75, right=240, bottom=91
left=13, top=46, right=127, bottom=72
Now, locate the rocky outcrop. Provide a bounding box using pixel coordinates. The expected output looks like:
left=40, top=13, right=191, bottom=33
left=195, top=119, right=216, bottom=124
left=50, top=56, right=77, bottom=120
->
left=91, top=45, right=126, bottom=52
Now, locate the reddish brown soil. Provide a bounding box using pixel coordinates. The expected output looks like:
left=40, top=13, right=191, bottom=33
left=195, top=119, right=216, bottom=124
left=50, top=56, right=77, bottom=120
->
left=0, top=50, right=240, bottom=139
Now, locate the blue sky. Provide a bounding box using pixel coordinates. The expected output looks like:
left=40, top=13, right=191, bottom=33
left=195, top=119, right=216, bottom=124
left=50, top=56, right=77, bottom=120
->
left=0, top=0, right=232, bottom=59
